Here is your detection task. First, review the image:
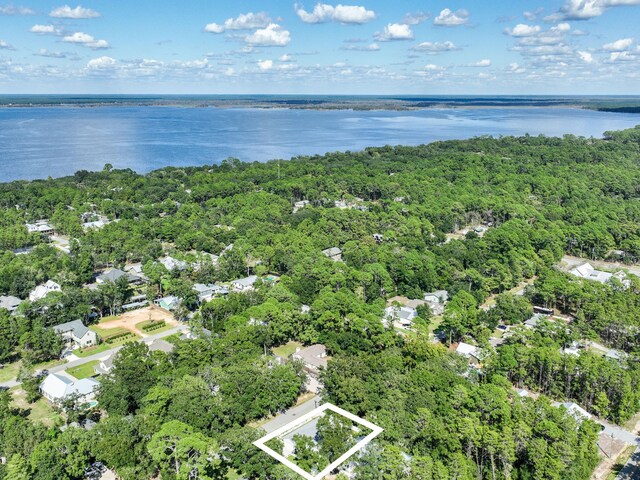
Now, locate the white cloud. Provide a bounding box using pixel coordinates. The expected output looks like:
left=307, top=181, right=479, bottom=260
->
left=205, top=12, right=271, bottom=33
left=295, top=3, right=375, bottom=24
left=50, top=4, right=100, bottom=19
left=30, top=24, right=62, bottom=35
left=609, top=50, right=634, bottom=61
left=224, top=67, right=236, bottom=76
left=258, top=59, right=273, bottom=70
left=63, top=32, right=110, bottom=49
left=523, top=8, right=544, bottom=20
left=245, top=24, right=291, bottom=46
left=34, top=48, right=68, bottom=58
left=403, top=12, right=429, bottom=25
left=469, top=59, right=491, bottom=67
left=0, top=40, right=15, bottom=50
left=374, top=23, right=413, bottom=41
left=0, top=5, right=35, bottom=15
left=433, top=8, right=469, bottom=26
left=505, top=24, right=542, bottom=37
left=423, top=64, right=444, bottom=71
left=279, top=54, right=292, bottom=62
left=578, top=50, right=594, bottom=62
left=508, top=62, right=526, bottom=73
left=87, top=56, right=116, bottom=69
left=412, top=40, right=458, bottom=54
left=602, top=37, right=633, bottom=51
left=342, top=42, right=380, bottom=51
left=558, top=0, right=640, bottom=20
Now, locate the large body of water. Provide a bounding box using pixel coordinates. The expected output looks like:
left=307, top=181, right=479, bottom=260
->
left=1, top=105, right=640, bottom=182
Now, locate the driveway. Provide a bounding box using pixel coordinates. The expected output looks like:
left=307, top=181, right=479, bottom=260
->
left=261, top=395, right=320, bottom=434
left=617, top=446, right=640, bottom=480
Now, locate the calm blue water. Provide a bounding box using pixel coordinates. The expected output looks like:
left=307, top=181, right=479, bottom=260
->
left=0, top=106, right=639, bottom=182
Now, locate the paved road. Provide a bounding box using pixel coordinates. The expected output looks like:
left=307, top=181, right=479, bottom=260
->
left=0, top=324, right=188, bottom=389
left=600, top=420, right=640, bottom=446
left=617, top=446, right=640, bottom=480
left=261, top=395, right=319, bottom=434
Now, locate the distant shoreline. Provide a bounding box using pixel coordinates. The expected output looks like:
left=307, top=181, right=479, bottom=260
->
left=0, top=95, right=639, bottom=112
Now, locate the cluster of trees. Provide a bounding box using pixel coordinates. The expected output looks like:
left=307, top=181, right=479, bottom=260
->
left=2, top=127, right=640, bottom=478
left=321, top=339, right=601, bottom=480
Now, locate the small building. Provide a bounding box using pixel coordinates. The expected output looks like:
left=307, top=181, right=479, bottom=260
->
left=560, top=402, right=592, bottom=422
left=40, top=373, right=99, bottom=405
left=29, top=280, right=61, bottom=301
left=569, top=262, right=629, bottom=287
left=96, top=268, right=142, bottom=285
left=124, top=263, right=144, bottom=276
left=524, top=313, right=550, bottom=329
left=82, top=219, right=106, bottom=231
left=384, top=305, right=417, bottom=327
left=159, top=256, right=188, bottom=271
left=25, top=220, right=54, bottom=235
left=453, top=342, right=483, bottom=366
left=53, top=320, right=98, bottom=349
left=231, top=275, right=258, bottom=292
left=424, top=290, right=449, bottom=304
left=322, top=247, right=342, bottom=262
left=146, top=338, right=174, bottom=354
left=292, top=344, right=328, bottom=376
left=0, top=295, right=22, bottom=313
left=154, top=296, right=181, bottom=311
left=93, top=354, right=115, bottom=375
left=293, top=200, right=310, bottom=213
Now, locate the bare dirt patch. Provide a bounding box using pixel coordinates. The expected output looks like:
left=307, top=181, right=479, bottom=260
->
left=97, top=305, right=176, bottom=337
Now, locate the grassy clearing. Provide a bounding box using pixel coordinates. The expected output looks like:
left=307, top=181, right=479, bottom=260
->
left=608, top=445, right=636, bottom=480
left=90, top=325, right=129, bottom=337
left=272, top=341, right=302, bottom=358
left=11, top=388, right=64, bottom=427
left=75, top=334, right=139, bottom=358
left=136, top=319, right=174, bottom=335
left=66, top=360, right=99, bottom=380
left=0, top=361, right=21, bottom=383
left=428, top=316, right=444, bottom=335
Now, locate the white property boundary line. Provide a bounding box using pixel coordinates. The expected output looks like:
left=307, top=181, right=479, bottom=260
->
left=253, top=403, right=383, bottom=480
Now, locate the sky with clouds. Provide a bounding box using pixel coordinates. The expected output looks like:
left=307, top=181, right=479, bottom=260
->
left=0, top=0, right=639, bottom=94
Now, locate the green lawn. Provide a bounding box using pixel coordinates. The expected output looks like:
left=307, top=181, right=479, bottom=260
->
left=272, top=341, right=302, bottom=358
left=0, top=361, right=21, bottom=383
left=11, top=388, right=64, bottom=427
left=136, top=319, right=175, bottom=335
left=428, top=315, right=444, bottom=335
left=66, top=360, right=99, bottom=379
left=89, top=324, right=129, bottom=337
left=75, top=334, right=139, bottom=358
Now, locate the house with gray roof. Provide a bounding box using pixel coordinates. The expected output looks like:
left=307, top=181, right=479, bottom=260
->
left=96, top=268, right=142, bottom=285
left=292, top=344, right=328, bottom=376
left=0, top=295, right=22, bottom=313
left=322, top=247, right=343, bottom=262
left=40, top=373, right=99, bottom=405
left=94, top=354, right=115, bottom=375
left=29, top=280, right=61, bottom=301
left=231, top=275, right=258, bottom=292
left=53, top=320, right=98, bottom=349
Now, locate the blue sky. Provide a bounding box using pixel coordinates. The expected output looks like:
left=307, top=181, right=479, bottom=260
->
left=0, top=0, right=639, bottom=94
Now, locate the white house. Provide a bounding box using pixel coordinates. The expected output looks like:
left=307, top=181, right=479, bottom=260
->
left=93, top=354, right=115, bottom=375
left=454, top=342, right=483, bottom=366
left=53, top=320, right=97, bottom=349
left=154, top=296, right=181, bottom=311
left=569, top=262, right=629, bottom=287
left=25, top=220, right=54, bottom=235
left=29, top=280, right=61, bottom=301
left=292, top=344, right=328, bottom=376
left=424, top=290, right=449, bottom=304
left=40, top=373, right=99, bottom=405
left=231, top=275, right=258, bottom=292
left=384, top=305, right=417, bottom=327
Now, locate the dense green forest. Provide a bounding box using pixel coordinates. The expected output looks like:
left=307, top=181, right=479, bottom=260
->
left=1, top=126, right=640, bottom=479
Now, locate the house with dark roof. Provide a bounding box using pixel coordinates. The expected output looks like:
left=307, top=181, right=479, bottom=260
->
left=53, top=320, right=98, bottom=349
